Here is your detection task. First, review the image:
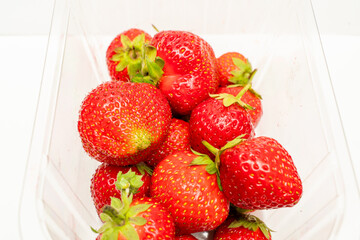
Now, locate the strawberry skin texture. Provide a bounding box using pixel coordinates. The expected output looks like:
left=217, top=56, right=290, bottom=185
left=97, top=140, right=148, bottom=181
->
left=106, top=28, right=152, bottom=81
left=151, top=31, right=219, bottom=115
left=90, top=163, right=151, bottom=216
left=175, top=235, right=198, bottom=240
left=213, top=217, right=271, bottom=240
left=216, top=86, right=262, bottom=127
left=147, top=118, right=191, bottom=167
left=98, top=197, right=175, bottom=240
left=151, top=151, right=229, bottom=235
left=217, top=52, right=248, bottom=87
left=220, top=136, right=303, bottom=210
left=78, top=81, right=172, bottom=166
left=189, top=97, right=254, bottom=157
left=126, top=197, right=175, bottom=239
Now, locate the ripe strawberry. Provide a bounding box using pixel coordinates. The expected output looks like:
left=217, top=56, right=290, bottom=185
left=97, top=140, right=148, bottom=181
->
left=90, top=163, right=152, bottom=216
left=175, top=235, right=198, bottom=240
left=106, top=28, right=152, bottom=81
left=213, top=215, right=272, bottom=240
left=216, top=52, right=252, bottom=87
left=150, top=151, right=229, bottom=235
left=219, top=136, right=303, bottom=210
left=189, top=96, right=254, bottom=158
left=147, top=118, right=191, bottom=167
left=94, top=196, right=175, bottom=240
left=151, top=30, right=220, bottom=115
left=78, top=81, right=172, bottom=166
left=216, top=86, right=262, bottom=127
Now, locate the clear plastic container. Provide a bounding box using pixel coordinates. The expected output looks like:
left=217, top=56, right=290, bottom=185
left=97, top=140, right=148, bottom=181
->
left=19, top=0, right=360, bottom=239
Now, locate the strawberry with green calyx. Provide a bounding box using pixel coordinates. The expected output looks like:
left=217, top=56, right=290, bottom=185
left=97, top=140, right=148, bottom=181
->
left=190, top=135, right=246, bottom=191
left=93, top=195, right=175, bottom=240
left=216, top=85, right=263, bottom=127
left=210, top=68, right=263, bottom=127
left=107, top=29, right=164, bottom=85
left=220, top=136, right=303, bottom=210
left=217, top=52, right=252, bottom=87
left=150, top=151, right=229, bottom=235
left=210, top=69, right=258, bottom=110
left=213, top=214, right=273, bottom=240
left=107, top=29, right=152, bottom=81
left=189, top=82, right=254, bottom=157
left=91, top=164, right=152, bottom=216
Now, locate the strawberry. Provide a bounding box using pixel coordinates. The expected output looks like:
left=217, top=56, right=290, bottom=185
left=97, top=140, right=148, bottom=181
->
left=175, top=235, right=198, bottom=240
left=189, top=96, right=254, bottom=158
left=78, top=81, right=172, bottom=166
left=219, top=136, right=303, bottom=210
left=90, top=163, right=152, bottom=216
left=106, top=28, right=152, bottom=81
left=213, top=215, right=272, bottom=240
left=151, top=30, right=220, bottom=115
left=94, top=196, right=175, bottom=240
left=216, top=52, right=252, bottom=87
left=216, top=86, right=262, bottom=127
left=147, top=118, right=191, bottom=167
left=150, top=151, right=229, bottom=235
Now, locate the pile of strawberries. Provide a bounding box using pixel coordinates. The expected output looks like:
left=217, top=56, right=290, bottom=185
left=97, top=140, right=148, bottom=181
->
left=77, top=28, right=303, bottom=240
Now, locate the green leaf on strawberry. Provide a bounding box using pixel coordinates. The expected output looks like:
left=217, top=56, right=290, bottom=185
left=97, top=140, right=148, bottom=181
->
left=228, top=214, right=273, bottom=240
left=115, top=169, right=144, bottom=195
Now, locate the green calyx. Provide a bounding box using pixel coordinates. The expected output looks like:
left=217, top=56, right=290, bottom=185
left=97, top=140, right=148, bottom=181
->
left=115, top=169, right=144, bottom=196
left=211, top=68, right=260, bottom=109
left=189, top=135, right=246, bottom=191
left=228, top=57, right=253, bottom=85
left=189, top=148, right=222, bottom=190
left=112, top=34, right=164, bottom=86
left=93, top=195, right=152, bottom=240
left=136, top=162, right=153, bottom=176
left=228, top=213, right=274, bottom=240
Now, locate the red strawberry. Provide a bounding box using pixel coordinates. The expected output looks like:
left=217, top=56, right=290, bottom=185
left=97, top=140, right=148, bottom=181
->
left=147, top=118, right=191, bottom=167
left=189, top=96, right=254, bottom=158
left=90, top=163, right=152, bottom=216
left=213, top=215, right=272, bottom=240
left=216, top=52, right=252, bottom=87
left=175, top=235, right=198, bottom=240
left=219, top=136, right=303, bottom=210
left=216, top=86, right=262, bottom=127
left=78, top=81, right=172, bottom=166
left=94, top=196, right=175, bottom=240
left=151, top=30, right=220, bottom=115
left=150, top=151, right=229, bottom=235
left=106, top=28, right=152, bottom=81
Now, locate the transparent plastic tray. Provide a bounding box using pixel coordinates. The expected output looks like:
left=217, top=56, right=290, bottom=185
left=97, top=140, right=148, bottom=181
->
left=19, top=0, right=360, bottom=239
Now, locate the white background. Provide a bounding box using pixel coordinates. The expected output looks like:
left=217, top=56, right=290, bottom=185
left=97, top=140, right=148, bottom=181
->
left=0, top=0, right=359, bottom=239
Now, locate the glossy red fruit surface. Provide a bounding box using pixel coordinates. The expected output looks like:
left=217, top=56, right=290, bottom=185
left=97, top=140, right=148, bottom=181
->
left=90, top=163, right=151, bottom=215
left=151, top=151, right=229, bottom=235
left=220, top=136, right=303, bottom=210
left=106, top=28, right=152, bottom=81
left=151, top=30, right=219, bottom=115
left=189, top=97, right=254, bottom=157
left=147, top=118, right=191, bottom=167
left=78, top=81, right=172, bottom=166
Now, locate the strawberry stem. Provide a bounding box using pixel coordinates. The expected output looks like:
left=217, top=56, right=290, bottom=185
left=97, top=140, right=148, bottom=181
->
left=151, top=24, right=160, bottom=33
